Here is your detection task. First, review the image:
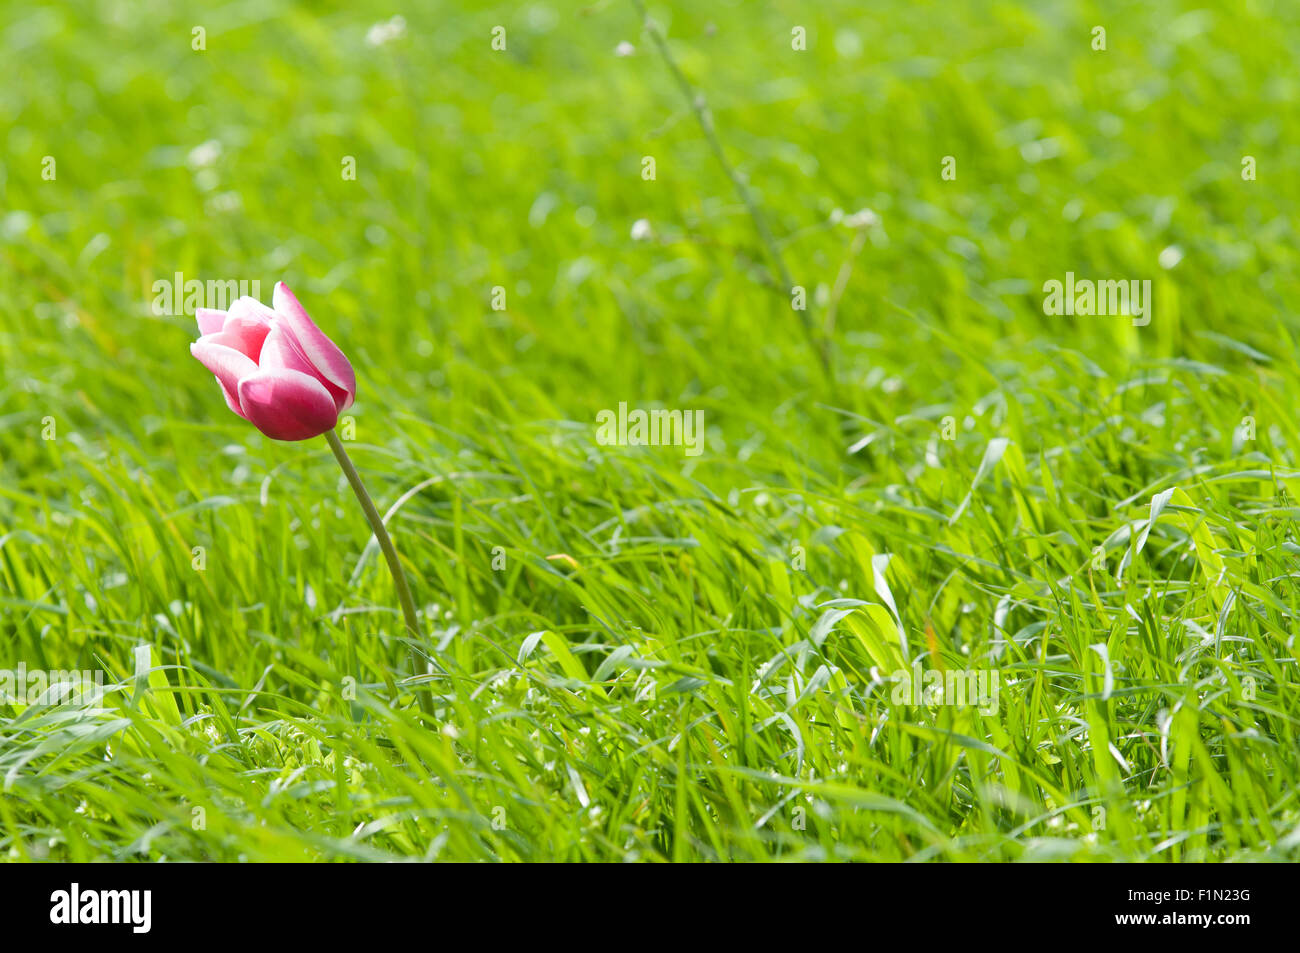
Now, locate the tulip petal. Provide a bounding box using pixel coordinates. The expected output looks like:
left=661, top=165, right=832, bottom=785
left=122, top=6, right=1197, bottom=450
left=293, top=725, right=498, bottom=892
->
left=272, top=282, right=356, bottom=409
left=258, top=325, right=316, bottom=375
left=217, top=384, right=245, bottom=418
left=261, top=324, right=350, bottom=413
left=196, top=308, right=227, bottom=336
left=191, top=340, right=258, bottom=421
left=218, top=312, right=272, bottom=361
left=227, top=295, right=278, bottom=325
left=237, top=368, right=340, bottom=441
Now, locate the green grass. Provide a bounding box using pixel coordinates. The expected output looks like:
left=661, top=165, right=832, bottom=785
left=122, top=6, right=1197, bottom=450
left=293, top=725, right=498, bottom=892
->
left=2, top=0, right=1299, bottom=861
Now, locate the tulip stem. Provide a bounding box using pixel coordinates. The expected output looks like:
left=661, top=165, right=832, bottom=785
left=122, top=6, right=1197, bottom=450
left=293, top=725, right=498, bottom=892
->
left=324, top=429, right=435, bottom=718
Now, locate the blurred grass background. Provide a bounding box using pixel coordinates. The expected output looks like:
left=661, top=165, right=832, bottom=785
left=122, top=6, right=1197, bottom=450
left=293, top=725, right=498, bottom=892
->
left=1, top=0, right=1299, bottom=861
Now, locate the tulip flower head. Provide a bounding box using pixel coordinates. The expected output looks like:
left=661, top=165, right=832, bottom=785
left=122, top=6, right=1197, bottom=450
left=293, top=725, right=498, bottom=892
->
left=190, top=282, right=356, bottom=440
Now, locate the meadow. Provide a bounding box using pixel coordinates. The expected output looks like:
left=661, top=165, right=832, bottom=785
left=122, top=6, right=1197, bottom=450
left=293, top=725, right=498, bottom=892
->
left=2, top=0, right=1299, bottom=861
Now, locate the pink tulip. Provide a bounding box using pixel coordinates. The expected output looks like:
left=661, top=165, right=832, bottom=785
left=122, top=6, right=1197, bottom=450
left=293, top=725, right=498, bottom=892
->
left=190, top=282, right=357, bottom=441
left=189, top=282, right=434, bottom=716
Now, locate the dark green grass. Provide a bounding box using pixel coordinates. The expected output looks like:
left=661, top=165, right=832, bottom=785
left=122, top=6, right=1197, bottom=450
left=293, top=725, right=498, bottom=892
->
left=1, top=0, right=1299, bottom=860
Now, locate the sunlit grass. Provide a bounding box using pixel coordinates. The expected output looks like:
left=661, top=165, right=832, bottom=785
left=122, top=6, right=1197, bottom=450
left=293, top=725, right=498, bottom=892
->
left=1, top=0, right=1299, bottom=861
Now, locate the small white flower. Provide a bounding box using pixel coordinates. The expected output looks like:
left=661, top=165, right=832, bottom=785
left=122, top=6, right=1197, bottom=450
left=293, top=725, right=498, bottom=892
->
left=630, top=218, right=653, bottom=241
left=1158, top=245, right=1183, bottom=269
left=187, top=140, right=221, bottom=169
left=206, top=191, right=243, bottom=214
left=842, top=207, right=879, bottom=229
left=615, top=41, right=636, bottom=57
left=366, top=15, right=406, bottom=47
